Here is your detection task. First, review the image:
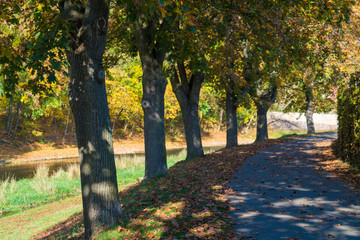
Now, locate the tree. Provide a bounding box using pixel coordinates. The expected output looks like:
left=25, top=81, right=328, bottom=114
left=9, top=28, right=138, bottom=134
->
left=59, top=0, right=122, bottom=237
left=1, top=1, right=122, bottom=237
left=275, top=6, right=356, bottom=135
left=232, top=0, right=354, bottom=141
left=170, top=62, right=205, bottom=159
left=218, top=40, right=252, bottom=148
left=119, top=0, right=207, bottom=175
left=167, top=3, right=214, bottom=159
left=252, top=83, right=277, bottom=142
left=131, top=8, right=169, bottom=179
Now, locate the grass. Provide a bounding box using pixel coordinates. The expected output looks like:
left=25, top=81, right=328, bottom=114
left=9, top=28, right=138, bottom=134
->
left=0, top=197, right=82, bottom=240
left=0, top=150, right=188, bottom=240
left=0, top=165, right=81, bottom=217
left=115, top=150, right=187, bottom=187
left=0, top=150, right=187, bottom=218
left=269, top=129, right=307, bottom=139
left=269, top=129, right=336, bottom=139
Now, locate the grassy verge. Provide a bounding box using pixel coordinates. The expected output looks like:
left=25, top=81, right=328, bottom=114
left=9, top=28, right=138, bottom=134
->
left=0, top=165, right=81, bottom=217
left=0, top=197, right=82, bottom=240
left=0, top=150, right=187, bottom=218
left=0, top=151, right=187, bottom=240
left=269, top=129, right=336, bottom=139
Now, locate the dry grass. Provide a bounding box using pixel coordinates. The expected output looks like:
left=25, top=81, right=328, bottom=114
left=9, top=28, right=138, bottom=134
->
left=115, top=156, right=143, bottom=170
left=51, top=168, right=66, bottom=179
left=0, top=177, right=11, bottom=206
left=0, top=175, right=16, bottom=208
left=31, top=165, right=56, bottom=194
left=65, top=164, right=80, bottom=180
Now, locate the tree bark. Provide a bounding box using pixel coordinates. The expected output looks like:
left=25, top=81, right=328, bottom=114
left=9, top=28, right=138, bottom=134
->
left=254, top=86, right=277, bottom=142
left=63, top=0, right=121, bottom=238
left=224, top=76, right=250, bottom=148
left=255, top=104, right=269, bottom=142
left=133, top=19, right=168, bottom=179
left=5, top=91, right=14, bottom=133
left=226, top=90, right=238, bottom=148
left=170, top=64, right=204, bottom=160
left=305, top=88, right=315, bottom=134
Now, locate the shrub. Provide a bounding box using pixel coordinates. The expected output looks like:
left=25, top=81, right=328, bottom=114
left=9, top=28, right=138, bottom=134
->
left=337, top=72, right=360, bottom=169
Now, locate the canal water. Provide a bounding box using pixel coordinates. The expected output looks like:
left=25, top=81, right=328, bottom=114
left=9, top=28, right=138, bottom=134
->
left=0, top=146, right=223, bottom=180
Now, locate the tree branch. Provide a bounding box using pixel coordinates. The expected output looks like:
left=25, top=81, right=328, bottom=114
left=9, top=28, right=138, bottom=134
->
left=176, top=61, right=189, bottom=95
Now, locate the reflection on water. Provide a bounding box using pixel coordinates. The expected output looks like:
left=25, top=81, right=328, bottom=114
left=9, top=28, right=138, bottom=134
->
left=0, top=146, right=222, bottom=180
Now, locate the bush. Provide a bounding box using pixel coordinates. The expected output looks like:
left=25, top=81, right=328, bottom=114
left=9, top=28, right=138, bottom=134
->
left=337, top=72, right=360, bottom=169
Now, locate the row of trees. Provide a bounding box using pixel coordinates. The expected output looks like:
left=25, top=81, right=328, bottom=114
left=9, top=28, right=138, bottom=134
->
left=1, top=0, right=359, bottom=238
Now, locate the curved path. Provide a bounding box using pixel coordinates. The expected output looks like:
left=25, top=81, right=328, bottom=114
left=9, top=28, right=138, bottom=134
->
left=229, top=133, right=360, bottom=239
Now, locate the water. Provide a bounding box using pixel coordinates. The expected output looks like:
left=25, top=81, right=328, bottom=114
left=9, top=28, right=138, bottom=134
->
left=0, top=146, right=223, bottom=180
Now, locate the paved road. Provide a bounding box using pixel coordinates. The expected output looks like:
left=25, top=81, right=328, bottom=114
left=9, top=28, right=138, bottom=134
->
left=229, top=133, right=360, bottom=240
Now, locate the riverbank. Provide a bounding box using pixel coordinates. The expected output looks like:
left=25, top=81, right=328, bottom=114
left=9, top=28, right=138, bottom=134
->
left=0, top=131, right=253, bottom=165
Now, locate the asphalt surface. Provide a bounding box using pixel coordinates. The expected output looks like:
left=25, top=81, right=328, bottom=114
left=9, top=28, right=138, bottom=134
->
left=228, top=133, right=360, bottom=240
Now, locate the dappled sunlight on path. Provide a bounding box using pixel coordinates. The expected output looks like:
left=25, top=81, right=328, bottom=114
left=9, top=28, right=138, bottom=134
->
left=229, top=133, right=360, bottom=239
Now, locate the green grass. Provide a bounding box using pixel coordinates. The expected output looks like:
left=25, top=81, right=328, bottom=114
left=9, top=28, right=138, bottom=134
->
left=0, top=151, right=188, bottom=240
left=269, top=129, right=307, bottom=139
left=269, top=129, right=336, bottom=139
left=0, top=197, right=82, bottom=240
left=0, top=150, right=187, bottom=217
left=115, top=150, right=187, bottom=186
left=0, top=165, right=81, bottom=217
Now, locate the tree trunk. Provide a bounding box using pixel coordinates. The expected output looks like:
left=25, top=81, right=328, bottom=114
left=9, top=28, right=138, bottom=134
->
left=11, top=100, right=21, bottom=141
left=226, top=90, right=238, bottom=148
left=6, top=91, right=14, bottom=133
left=181, top=73, right=204, bottom=160
left=123, top=122, right=128, bottom=132
left=63, top=1, right=121, bottom=238
left=305, top=88, right=315, bottom=134
left=183, top=105, right=204, bottom=159
left=141, top=62, right=168, bottom=178
left=254, top=86, right=277, bottom=142
left=218, top=108, right=224, bottom=132
left=170, top=64, right=204, bottom=160
left=8, top=97, right=16, bottom=136
left=133, top=19, right=168, bottom=179
left=62, top=105, right=70, bottom=141
left=255, top=104, right=269, bottom=142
